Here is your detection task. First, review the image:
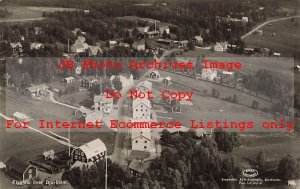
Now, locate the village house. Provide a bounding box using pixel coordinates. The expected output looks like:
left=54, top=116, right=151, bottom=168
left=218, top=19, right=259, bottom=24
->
left=94, top=93, right=114, bottom=113
left=33, top=27, right=42, bottom=35
left=242, top=16, right=249, bottom=22
left=43, top=150, right=55, bottom=160
left=191, top=36, right=203, bottom=45
left=64, top=76, right=75, bottom=84
left=13, top=112, right=31, bottom=122
left=10, top=42, right=22, bottom=54
left=23, top=84, right=48, bottom=97
left=85, top=111, right=102, bottom=123
left=128, top=159, right=145, bottom=177
left=137, top=26, right=150, bottom=33
left=255, top=29, right=263, bottom=35
left=81, top=76, right=98, bottom=88
left=157, top=38, right=173, bottom=46
left=5, top=156, right=38, bottom=181
left=109, top=40, right=118, bottom=48
left=158, top=26, right=170, bottom=35
left=131, top=127, right=151, bottom=151
left=244, top=48, right=254, bottom=54
left=30, top=42, right=44, bottom=50
left=110, top=74, right=133, bottom=89
left=177, top=40, right=189, bottom=48
left=72, top=138, right=107, bottom=163
left=88, top=45, right=102, bottom=56
left=147, top=30, right=160, bottom=38
left=273, top=52, right=281, bottom=57
left=212, top=42, right=228, bottom=52
left=132, top=41, right=146, bottom=51
left=132, top=98, right=151, bottom=119
left=201, top=69, right=218, bottom=81
left=71, top=36, right=89, bottom=53
left=163, top=76, right=172, bottom=86
left=136, top=80, right=152, bottom=92
left=149, top=70, right=160, bottom=79
left=119, top=42, right=130, bottom=48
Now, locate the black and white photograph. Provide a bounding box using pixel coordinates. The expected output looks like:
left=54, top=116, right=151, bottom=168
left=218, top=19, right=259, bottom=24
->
left=0, top=0, right=299, bottom=188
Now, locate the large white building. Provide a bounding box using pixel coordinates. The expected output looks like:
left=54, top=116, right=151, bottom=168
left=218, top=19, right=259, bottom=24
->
left=72, top=138, right=107, bottom=163
left=131, top=127, right=151, bottom=152
left=132, top=98, right=151, bottom=119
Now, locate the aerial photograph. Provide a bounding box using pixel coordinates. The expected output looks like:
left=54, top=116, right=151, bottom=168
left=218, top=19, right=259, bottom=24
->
left=0, top=0, right=299, bottom=188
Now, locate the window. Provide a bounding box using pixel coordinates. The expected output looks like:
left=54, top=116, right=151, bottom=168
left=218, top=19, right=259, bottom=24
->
left=141, top=105, right=143, bottom=108
left=146, top=109, right=148, bottom=112
left=136, top=140, right=138, bottom=143
left=74, top=155, right=77, bottom=159
left=136, top=109, right=138, bottom=111
left=141, top=109, right=143, bottom=111
left=142, top=114, right=145, bottom=116
left=81, top=152, right=84, bottom=156
left=145, top=141, right=147, bottom=143
left=29, top=169, right=32, bottom=174
left=144, top=146, right=147, bottom=149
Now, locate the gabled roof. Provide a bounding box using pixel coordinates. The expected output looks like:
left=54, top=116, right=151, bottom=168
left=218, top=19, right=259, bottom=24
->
left=128, top=159, right=145, bottom=173
left=193, top=36, right=203, bottom=41
left=5, top=156, right=31, bottom=174
left=79, top=138, right=107, bottom=159
left=10, top=42, right=22, bottom=48
left=13, top=112, right=30, bottom=120
left=136, top=80, right=152, bottom=90
left=165, top=76, right=172, bottom=80
left=131, top=127, right=151, bottom=141
left=132, top=98, right=151, bottom=109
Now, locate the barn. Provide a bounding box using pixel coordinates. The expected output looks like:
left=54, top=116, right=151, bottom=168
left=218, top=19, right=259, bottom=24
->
left=5, top=156, right=37, bottom=181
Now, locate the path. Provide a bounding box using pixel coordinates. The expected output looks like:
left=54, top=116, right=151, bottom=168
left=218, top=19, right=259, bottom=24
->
left=241, top=15, right=300, bottom=39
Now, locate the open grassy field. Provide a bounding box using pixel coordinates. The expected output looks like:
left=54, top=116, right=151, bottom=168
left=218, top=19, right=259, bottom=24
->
left=244, top=17, right=300, bottom=57
left=150, top=71, right=292, bottom=133
left=0, top=89, right=115, bottom=162
left=0, top=6, right=78, bottom=22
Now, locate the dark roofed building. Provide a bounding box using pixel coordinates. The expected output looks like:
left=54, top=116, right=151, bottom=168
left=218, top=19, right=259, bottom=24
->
left=128, top=159, right=145, bottom=177
left=5, top=156, right=37, bottom=181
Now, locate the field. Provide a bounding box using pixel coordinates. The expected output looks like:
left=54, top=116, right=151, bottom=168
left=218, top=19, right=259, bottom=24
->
left=244, top=17, right=300, bottom=57
left=0, top=89, right=115, bottom=162
left=0, top=6, right=78, bottom=22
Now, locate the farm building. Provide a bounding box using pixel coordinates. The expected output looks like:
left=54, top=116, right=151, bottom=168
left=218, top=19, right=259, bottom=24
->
left=23, top=84, right=48, bottom=97
left=212, top=42, right=228, bottom=52
left=81, top=76, right=98, bottom=88
left=158, top=26, right=170, bottom=35
left=255, top=29, right=263, bottom=35
left=43, top=150, right=55, bottom=160
left=163, top=76, right=172, bottom=86
left=147, top=31, right=160, bottom=38
left=71, top=36, right=88, bottom=53
left=10, top=42, right=23, bottom=54
left=167, top=127, right=189, bottom=135
left=0, top=162, right=6, bottom=169
left=191, top=36, right=203, bottom=45
left=132, top=98, right=152, bottom=119
left=94, top=93, right=113, bottom=113
left=109, top=40, right=118, bottom=48
left=88, top=45, right=102, bottom=56
left=201, top=69, right=218, bottom=81
left=273, top=52, right=281, bottom=57
left=119, top=42, right=130, bottom=48
left=72, top=138, right=107, bottom=163
left=131, top=127, right=151, bottom=152
left=149, top=70, right=160, bottom=79
left=64, top=76, right=75, bottom=84
left=5, top=156, right=38, bottom=181
left=132, top=41, right=146, bottom=51
left=169, top=99, right=182, bottom=113
left=128, top=159, right=145, bottom=177
left=30, top=42, right=44, bottom=50
left=13, top=112, right=31, bottom=122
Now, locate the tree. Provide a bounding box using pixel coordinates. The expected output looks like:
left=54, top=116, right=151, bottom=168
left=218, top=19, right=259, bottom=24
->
left=187, top=41, right=195, bottom=50
left=256, top=151, right=266, bottom=170
left=112, top=76, right=123, bottom=91
left=278, top=155, right=297, bottom=181
left=252, top=100, right=259, bottom=109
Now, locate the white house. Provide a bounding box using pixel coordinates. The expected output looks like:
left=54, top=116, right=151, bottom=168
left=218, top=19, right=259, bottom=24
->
left=131, top=127, right=151, bottom=151
left=72, top=138, right=107, bottom=163
left=163, top=76, right=172, bottom=86
left=109, top=40, right=117, bottom=48
left=132, top=98, right=151, bottom=119
left=242, top=16, right=249, bottom=22
left=85, top=111, right=102, bottom=123
left=158, top=26, right=170, bottom=35
left=212, top=42, right=228, bottom=52
left=71, top=36, right=88, bottom=53
left=201, top=69, right=218, bottom=81
left=191, top=36, right=203, bottom=44
left=132, top=41, right=145, bottom=51
left=30, top=42, right=43, bottom=50
left=94, top=93, right=114, bottom=113
left=10, top=42, right=22, bottom=53
left=81, top=76, right=98, bottom=88
left=64, top=76, right=75, bottom=84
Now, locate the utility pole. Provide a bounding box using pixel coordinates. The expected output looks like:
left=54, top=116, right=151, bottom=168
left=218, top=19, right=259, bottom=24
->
left=67, top=38, right=70, bottom=53
left=105, top=151, right=108, bottom=189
